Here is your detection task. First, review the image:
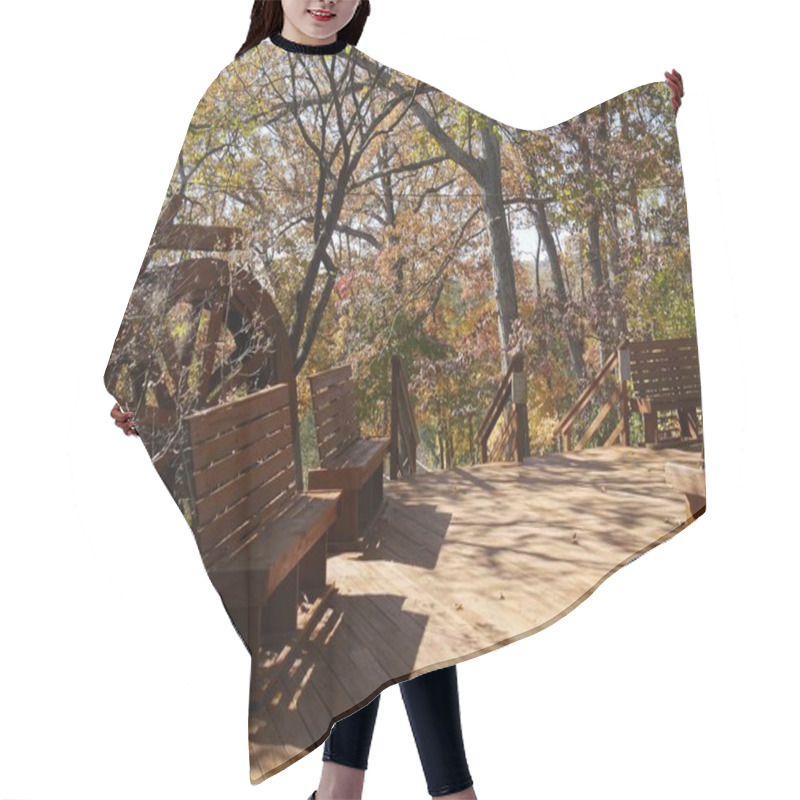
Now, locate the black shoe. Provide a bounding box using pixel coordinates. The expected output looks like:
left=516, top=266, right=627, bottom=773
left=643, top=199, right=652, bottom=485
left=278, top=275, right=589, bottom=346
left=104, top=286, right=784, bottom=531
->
left=307, top=792, right=316, bottom=800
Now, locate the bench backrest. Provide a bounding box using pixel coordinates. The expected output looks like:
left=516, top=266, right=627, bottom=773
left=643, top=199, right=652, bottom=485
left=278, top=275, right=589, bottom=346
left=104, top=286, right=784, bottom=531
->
left=626, top=337, right=700, bottom=401
left=185, top=383, right=297, bottom=570
left=308, top=364, right=361, bottom=468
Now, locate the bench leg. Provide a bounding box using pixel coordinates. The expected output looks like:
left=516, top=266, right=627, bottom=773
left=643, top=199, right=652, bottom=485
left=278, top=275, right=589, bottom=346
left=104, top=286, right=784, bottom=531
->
left=372, top=464, right=384, bottom=509
left=329, top=488, right=359, bottom=545
left=262, top=566, right=299, bottom=650
left=678, top=407, right=700, bottom=440
left=299, top=532, right=328, bottom=600
left=357, top=475, right=373, bottom=533
left=642, top=411, right=658, bottom=445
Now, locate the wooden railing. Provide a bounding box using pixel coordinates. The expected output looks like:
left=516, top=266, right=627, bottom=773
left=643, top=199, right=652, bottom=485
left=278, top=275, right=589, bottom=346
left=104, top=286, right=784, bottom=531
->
left=390, top=355, right=420, bottom=479
left=477, top=352, right=530, bottom=463
left=553, top=347, right=629, bottom=452
left=555, top=337, right=704, bottom=451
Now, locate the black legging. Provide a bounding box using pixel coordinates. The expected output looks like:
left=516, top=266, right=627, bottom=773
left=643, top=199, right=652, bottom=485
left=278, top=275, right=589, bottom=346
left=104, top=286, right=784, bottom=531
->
left=322, top=665, right=474, bottom=797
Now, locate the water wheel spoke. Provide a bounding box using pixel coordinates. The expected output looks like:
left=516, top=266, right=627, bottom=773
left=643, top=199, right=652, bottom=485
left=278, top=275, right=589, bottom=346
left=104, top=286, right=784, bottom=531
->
left=197, top=304, right=224, bottom=403
left=159, top=330, right=184, bottom=396
left=179, top=303, right=204, bottom=373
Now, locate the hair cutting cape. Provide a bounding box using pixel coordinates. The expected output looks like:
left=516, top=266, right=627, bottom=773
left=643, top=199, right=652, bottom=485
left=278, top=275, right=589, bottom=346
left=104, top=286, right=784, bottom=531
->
left=104, top=35, right=705, bottom=786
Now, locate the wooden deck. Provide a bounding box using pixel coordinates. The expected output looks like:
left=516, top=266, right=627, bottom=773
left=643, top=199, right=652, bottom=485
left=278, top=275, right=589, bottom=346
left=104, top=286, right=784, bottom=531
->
left=248, top=444, right=704, bottom=784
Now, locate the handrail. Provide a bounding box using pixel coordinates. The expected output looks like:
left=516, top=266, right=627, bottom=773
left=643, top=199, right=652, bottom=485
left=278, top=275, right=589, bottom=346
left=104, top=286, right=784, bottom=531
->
left=477, top=352, right=530, bottom=463
left=553, top=345, right=629, bottom=452
left=390, top=355, right=420, bottom=479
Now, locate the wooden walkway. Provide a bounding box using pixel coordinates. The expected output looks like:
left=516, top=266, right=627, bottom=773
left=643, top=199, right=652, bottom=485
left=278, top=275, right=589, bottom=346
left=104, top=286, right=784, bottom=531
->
left=248, top=444, right=704, bottom=784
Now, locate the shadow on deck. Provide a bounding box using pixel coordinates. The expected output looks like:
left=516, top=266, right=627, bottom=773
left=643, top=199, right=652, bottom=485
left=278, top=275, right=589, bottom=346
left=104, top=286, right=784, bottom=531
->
left=248, top=443, right=704, bottom=781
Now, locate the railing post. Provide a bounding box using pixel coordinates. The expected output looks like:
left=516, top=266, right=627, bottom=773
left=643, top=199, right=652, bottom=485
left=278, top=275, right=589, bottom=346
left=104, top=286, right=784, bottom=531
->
left=390, top=355, right=399, bottom=479
left=618, top=343, right=630, bottom=447
left=511, top=353, right=529, bottom=462
left=477, top=351, right=529, bottom=464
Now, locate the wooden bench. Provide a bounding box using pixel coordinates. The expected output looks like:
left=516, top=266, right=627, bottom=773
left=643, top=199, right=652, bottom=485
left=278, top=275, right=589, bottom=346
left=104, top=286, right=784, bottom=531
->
left=307, top=364, right=390, bottom=548
left=184, top=383, right=342, bottom=660
left=665, top=447, right=706, bottom=520
left=622, top=337, right=702, bottom=446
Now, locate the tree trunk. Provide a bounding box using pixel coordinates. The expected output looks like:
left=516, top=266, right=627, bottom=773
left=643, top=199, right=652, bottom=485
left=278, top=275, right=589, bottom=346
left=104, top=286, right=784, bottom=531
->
left=479, top=123, right=519, bottom=371
left=531, top=199, right=586, bottom=382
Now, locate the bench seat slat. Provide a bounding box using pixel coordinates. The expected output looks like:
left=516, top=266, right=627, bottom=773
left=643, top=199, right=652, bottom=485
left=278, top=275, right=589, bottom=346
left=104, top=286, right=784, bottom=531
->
left=321, top=437, right=389, bottom=472
left=632, top=394, right=702, bottom=414
left=207, top=490, right=341, bottom=606
left=308, top=437, right=389, bottom=490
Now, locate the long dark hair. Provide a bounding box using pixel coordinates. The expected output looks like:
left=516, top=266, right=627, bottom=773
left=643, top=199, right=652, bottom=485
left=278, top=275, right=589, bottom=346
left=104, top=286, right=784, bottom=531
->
left=236, top=1, right=371, bottom=59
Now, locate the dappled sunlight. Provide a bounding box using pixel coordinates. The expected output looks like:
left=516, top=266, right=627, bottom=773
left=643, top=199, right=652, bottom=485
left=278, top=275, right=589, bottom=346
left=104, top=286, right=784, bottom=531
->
left=248, top=445, right=703, bottom=780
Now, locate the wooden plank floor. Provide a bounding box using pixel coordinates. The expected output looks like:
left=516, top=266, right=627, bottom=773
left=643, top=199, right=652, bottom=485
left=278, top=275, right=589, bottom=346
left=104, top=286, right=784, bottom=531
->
left=248, top=444, right=704, bottom=784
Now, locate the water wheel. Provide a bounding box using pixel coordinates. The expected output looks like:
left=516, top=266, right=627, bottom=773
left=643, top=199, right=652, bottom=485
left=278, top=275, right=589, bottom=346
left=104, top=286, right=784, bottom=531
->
left=105, top=257, right=299, bottom=506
